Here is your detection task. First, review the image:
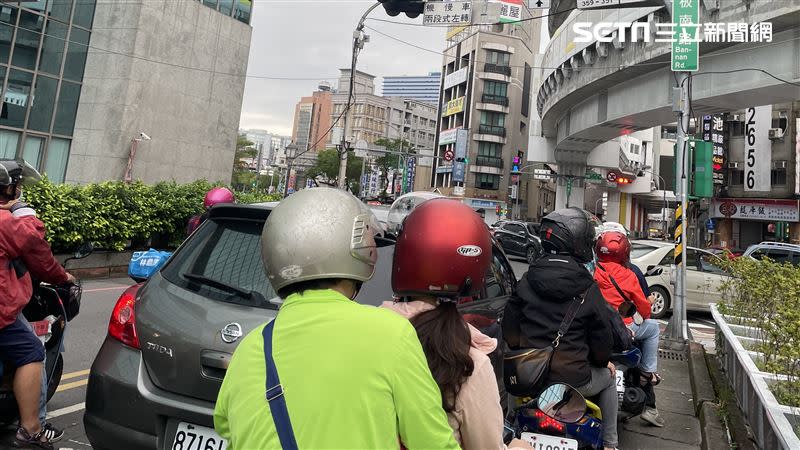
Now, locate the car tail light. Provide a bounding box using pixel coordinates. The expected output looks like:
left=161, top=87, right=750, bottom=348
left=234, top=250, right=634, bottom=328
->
left=108, top=284, right=142, bottom=349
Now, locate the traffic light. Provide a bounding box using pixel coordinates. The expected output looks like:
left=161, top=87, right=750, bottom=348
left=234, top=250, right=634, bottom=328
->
left=511, top=150, right=523, bottom=174
left=379, top=0, right=425, bottom=18
left=616, top=175, right=635, bottom=185
left=496, top=204, right=501, bottom=215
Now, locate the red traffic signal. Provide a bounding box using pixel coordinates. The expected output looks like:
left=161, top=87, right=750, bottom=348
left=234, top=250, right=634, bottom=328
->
left=616, top=176, right=634, bottom=184
left=379, top=0, right=425, bottom=18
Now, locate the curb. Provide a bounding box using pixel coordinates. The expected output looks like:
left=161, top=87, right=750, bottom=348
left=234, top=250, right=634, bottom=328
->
left=688, top=341, right=717, bottom=415
left=699, top=402, right=729, bottom=450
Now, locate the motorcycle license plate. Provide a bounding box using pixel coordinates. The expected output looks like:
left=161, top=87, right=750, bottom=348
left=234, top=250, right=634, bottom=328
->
left=171, top=422, right=227, bottom=450
left=521, top=432, right=578, bottom=450
left=616, top=370, right=625, bottom=401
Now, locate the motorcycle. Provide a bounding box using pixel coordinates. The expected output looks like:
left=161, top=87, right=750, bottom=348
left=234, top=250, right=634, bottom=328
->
left=0, top=242, right=93, bottom=425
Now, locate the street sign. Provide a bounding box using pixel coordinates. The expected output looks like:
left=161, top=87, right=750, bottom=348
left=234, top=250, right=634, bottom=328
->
left=671, top=0, right=700, bottom=72
left=528, top=0, right=550, bottom=8
left=444, top=150, right=454, bottom=161
left=423, top=1, right=472, bottom=26
left=454, top=185, right=465, bottom=196
left=533, top=168, right=554, bottom=181
left=453, top=162, right=466, bottom=182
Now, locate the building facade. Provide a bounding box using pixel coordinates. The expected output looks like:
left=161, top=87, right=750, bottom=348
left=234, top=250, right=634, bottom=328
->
left=381, top=72, right=441, bottom=105
left=291, top=82, right=332, bottom=153
left=65, top=0, right=252, bottom=184
left=430, top=16, right=541, bottom=222
left=241, top=129, right=291, bottom=168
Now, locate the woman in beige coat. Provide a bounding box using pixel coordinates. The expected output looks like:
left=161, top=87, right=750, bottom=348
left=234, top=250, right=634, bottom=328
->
left=385, top=198, right=532, bottom=450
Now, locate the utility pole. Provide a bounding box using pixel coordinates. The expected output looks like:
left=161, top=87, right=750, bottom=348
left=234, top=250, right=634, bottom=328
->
left=668, top=72, right=690, bottom=342
left=338, top=2, right=380, bottom=190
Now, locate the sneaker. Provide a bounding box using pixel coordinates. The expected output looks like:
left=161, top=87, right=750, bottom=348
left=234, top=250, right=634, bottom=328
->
left=41, top=423, right=64, bottom=443
left=13, top=427, right=53, bottom=450
left=641, top=406, right=666, bottom=427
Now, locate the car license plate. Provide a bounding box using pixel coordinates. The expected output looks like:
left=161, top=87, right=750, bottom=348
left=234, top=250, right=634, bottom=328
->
left=521, top=432, right=578, bottom=450
left=616, top=370, right=625, bottom=401
left=171, top=422, right=227, bottom=450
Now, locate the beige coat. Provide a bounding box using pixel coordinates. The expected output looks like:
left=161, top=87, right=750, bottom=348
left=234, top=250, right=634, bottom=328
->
left=382, top=301, right=532, bottom=450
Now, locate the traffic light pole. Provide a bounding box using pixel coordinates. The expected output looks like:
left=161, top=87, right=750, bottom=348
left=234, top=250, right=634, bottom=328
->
left=668, top=72, right=690, bottom=342
left=338, top=2, right=381, bottom=190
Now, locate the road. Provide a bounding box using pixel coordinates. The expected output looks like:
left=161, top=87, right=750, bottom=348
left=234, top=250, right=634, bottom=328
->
left=1, top=278, right=133, bottom=450
left=1, top=262, right=716, bottom=449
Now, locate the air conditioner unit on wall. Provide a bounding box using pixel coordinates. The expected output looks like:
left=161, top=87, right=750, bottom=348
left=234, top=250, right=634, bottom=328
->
left=768, top=128, right=785, bottom=140
left=727, top=162, right=740, bottom=169
left=773, top=161, right=788, bottom=169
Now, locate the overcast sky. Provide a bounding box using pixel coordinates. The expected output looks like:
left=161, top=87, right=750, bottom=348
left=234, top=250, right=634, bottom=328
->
left=238, top=0, right=448, bottom=136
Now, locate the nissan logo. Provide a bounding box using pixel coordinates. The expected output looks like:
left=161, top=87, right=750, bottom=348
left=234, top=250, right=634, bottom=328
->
left=221, top=323, right=243, bottom=343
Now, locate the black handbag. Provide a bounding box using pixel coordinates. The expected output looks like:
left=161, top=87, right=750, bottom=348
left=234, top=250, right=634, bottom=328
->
left=503, top=295, right=584, bottom=397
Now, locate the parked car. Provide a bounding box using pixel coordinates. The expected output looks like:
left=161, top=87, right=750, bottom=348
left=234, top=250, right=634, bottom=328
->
left=492, top=220, right=544, bottom=264
left=743, top=241, right=800, bottom=266
left=630, top=240, right=729, bottom=319
left=84, top=203, right=517, bottom=450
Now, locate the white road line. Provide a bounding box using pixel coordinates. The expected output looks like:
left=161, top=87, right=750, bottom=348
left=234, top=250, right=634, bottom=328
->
left=46, top=402, right=85, bottom=419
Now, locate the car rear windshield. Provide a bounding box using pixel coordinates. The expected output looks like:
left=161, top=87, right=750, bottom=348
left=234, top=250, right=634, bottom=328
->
left=161, top=217, right=277, bottom=308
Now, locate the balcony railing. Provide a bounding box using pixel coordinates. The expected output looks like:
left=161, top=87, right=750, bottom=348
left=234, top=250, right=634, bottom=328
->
left=481, top=94, right=509, bottom=106
left=475, top=156, right=503, bottom=168
left=478, top=124, right=506, bottom=137
left=483, top=63, right=512, bottom=76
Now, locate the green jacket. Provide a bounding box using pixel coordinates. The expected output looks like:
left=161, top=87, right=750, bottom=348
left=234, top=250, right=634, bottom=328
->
left=214, top=289, right=460, bottom=450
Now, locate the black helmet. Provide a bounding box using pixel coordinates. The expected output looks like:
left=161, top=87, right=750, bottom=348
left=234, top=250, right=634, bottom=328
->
left=0, top=159, right=40, bottom=187
left=539, top=207, right=602, bottom=263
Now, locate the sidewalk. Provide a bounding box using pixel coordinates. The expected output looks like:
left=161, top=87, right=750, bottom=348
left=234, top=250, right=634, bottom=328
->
left=617, top=341, right=728, bottom=450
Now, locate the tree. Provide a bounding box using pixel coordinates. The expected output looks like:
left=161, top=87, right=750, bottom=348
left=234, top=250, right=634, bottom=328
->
left=305, top=148, right=363, bottom=191
left=232, top=136, right=257, bottom=190
left=373, top=138, right=415, bottom=200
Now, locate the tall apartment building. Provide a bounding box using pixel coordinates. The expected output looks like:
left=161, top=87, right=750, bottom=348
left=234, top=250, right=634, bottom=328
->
left=381, top=72, right=441, bottom=105
left=241, top=129, right=291, bottom=167
left=430, top=13, right=542, bottom=222
left=291, top=82, right=333, bottom=153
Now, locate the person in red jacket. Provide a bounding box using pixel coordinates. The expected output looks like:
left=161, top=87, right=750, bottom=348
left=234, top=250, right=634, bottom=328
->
left=593, top=231, right=665, bottom=428
left=1, top=167, right=74, bottom=449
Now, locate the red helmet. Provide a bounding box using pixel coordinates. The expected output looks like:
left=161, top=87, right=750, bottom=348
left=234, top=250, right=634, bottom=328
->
left=392, top=199, right=492, bottom=299
left=203, top=187, right=235, bottom=209
left=595, top=231, right=631, bottom=264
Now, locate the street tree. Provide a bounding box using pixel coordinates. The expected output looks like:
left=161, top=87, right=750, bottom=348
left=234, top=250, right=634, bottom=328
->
left=305, top=148, right=363, bottom=192
left=373, top=138, right=415, bottom=200
left=232, top=136, right=257, bottom=190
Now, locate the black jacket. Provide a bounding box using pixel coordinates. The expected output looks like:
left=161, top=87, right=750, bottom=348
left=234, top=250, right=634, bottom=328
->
left=502, top=255, right=613, bottom=387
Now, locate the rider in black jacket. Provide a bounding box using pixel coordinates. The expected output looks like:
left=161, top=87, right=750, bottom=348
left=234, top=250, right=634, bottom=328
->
left=503, top=207, right=618, bottom=450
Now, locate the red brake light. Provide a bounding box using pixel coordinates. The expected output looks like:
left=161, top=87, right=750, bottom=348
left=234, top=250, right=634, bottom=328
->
left=109, top=284, right=141, bottom=349
left=535, top=409, right=566, bottom=433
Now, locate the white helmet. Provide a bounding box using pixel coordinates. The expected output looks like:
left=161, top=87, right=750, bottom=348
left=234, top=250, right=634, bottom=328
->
left=386, top=191, right=444, bottom=235
left=262, top=188, right=381, bottom=292
left=601, top=221, right=630, bottom=236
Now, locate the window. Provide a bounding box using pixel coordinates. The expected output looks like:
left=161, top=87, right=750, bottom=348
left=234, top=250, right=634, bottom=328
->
left=476, top=173, right=500, bottom=190
left=48, top=0, right=73, bottom=23
left=730, top=170, right=744, bottom=185
left=53, top=81, right=80, bottom=136
left=657, top=248, right=700, bottom=269
left=72, top=0, right=95, bottom=29
left=203, top=0, right=219, bottom=9
left=0, top=129, right=19, bottom=159
left=771, top=169, right=787, bottom=186
left=12, top=11, right=44, bottom=70
left=22, top=135, right=44, bottom=169
left=504, top=223, right=526, bottom=235
left=486, top=50, right=510, bottom=66
left=699, top=252, right=727, bottom=275
left=730, top=121, right=744, bottom=137
left=0, top=6, right=18, bottom=65
left=480, top=111, right=505, bottom=127
left=63, top=26, right=89, bottom=81
left=484, top=81, right=507, bottom=97
left=28, top=74, right=58, bottom=132
left=2, top=69, right=33, bottom=129
left=219, top=0, right=235, bottom=15
left=39, top=20, right=68, bottom=75
left=478, top=142, right=501, bottom=157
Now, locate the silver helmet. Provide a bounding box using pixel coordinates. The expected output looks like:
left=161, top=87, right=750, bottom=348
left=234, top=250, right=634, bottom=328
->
left=262, top=187, right=381, bottom=292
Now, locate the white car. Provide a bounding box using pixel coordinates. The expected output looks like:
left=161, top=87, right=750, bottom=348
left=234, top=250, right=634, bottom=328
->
left=630, top=240, right=729, bottom=319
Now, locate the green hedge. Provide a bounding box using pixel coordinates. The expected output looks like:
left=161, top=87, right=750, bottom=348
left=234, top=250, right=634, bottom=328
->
left=24, top=178, right=280, bottom=252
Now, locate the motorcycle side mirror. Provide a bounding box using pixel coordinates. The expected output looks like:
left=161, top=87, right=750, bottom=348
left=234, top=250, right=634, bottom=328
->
left=618, top=300, right=637, bottom=318
left=536, top=383, right=587, bottom=424
left=645, top=265, right=663, bottom=277
left=74, top=242, right=94, bottom=259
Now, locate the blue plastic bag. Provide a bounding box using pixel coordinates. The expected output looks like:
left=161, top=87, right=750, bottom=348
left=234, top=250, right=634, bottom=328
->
left=128, top=248, right=172, bottom=280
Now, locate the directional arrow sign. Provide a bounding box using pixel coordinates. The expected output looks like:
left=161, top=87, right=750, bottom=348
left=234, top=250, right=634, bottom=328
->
left=528, top=0, right=550, bottom=8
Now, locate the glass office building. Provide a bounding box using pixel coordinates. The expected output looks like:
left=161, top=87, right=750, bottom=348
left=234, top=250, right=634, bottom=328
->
left=0, top=0, right=95, bottom=182
left=200, top=0, right=252, bottom=24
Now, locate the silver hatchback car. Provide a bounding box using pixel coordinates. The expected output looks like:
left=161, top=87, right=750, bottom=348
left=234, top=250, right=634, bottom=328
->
left=84, top=203, right=516, bottom=450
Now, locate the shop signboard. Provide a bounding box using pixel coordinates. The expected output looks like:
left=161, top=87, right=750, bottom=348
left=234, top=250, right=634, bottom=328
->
left=439, top=127, right=461, bottom=145
left=744, top=105, right=772, bottom=192
left=443, top=67, right=468, bottom=90
left=443, top=96, right=465, bottom=117
left=712, top=199, right=799, bottom=222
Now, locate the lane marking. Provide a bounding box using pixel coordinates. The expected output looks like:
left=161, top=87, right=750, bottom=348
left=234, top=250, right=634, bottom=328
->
left=82, top=285, right=131, bottom=293
left=56, top=379, right=88, bottom=392
left=46, top=402, right=85, bottom=419
left=61, top=369, right=90, bottom=381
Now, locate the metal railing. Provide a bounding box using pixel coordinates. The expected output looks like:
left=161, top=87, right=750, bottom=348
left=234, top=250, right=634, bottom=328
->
left=475, top=156, right=503, bottom=168
left=483, top=63, right=512, bottom=76
left=481, top=94, right=509, bottom=106
left=478, top=124, right=506, bottom=137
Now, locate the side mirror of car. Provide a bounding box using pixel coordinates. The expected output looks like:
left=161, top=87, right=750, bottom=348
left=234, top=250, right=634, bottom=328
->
left=645, top=265, right=663, bottom=277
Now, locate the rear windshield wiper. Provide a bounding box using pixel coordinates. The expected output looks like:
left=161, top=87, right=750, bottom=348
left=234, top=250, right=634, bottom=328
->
left=182, top=273, right=256, bottom=299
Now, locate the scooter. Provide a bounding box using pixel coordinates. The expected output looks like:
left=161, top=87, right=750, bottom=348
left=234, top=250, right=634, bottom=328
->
left=0, top=243, right=93, bottom=425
